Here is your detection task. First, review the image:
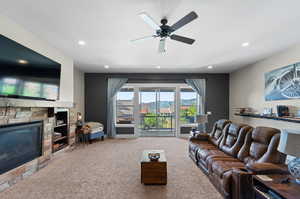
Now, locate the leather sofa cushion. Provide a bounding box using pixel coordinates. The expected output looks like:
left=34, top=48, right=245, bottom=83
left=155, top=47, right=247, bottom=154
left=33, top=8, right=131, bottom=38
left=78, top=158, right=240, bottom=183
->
left=189, top=140, right=212, bottom=151
left=197, top=149, right=226, bottom=162
left=211, top=160, right=245, bottom=178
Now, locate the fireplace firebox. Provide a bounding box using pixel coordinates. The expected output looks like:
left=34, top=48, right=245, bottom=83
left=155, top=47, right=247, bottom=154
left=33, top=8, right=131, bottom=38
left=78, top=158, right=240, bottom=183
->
left=0, top=121, right=43, bottom=174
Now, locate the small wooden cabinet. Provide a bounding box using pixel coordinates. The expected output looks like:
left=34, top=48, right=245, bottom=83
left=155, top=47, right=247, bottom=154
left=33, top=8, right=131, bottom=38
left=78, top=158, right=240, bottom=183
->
left=141, top=150, right=167, bottom=185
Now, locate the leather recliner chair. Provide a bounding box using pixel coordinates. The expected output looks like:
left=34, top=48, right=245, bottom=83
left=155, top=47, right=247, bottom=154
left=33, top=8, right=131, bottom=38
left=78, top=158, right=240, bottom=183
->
left=189, top=120, right=287, bottom=199
left=189, top=119, right=231, bottom=163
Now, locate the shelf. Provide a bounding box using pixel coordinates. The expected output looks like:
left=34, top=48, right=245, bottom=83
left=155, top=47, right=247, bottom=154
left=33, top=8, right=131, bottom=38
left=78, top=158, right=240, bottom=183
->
left=54, top=124, right=67, bottom=128
left=52, top=109, right=69, bottom=154
left=53, top=144, right=68, bottom=153
left=53, top=136, right=67, bottom=142
left=235, top=113, right=300, bottom=124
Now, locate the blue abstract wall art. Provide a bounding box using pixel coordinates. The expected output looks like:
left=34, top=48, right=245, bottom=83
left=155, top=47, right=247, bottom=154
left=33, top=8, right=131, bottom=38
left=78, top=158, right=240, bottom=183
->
left=265, top=62, right=300, bottom=101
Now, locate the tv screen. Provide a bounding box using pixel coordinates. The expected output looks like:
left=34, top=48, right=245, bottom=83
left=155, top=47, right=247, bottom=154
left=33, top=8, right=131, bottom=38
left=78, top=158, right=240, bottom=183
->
left=0, top=35, right=61, bottom=101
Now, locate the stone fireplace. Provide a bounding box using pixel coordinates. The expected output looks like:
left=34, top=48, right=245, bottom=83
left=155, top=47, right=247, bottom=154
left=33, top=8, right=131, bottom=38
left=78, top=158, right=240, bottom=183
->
left=0, top=99, right=76, bottom=192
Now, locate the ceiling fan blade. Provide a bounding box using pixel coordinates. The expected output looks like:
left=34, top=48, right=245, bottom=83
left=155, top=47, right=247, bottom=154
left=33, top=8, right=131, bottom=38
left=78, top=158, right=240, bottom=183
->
left=138, top=12, right=161, bottom=31
left=158, top=38, right=166, bottom=53
left=170, top=34, right=195, bottom=45
left=131, top=35, right=156, bottom=43
left=170, top=11, right=198, bottom=32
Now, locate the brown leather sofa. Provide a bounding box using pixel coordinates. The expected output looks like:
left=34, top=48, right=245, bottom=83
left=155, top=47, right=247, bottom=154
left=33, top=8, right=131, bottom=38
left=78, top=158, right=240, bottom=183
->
left=189, top=120, right=288, bottom=199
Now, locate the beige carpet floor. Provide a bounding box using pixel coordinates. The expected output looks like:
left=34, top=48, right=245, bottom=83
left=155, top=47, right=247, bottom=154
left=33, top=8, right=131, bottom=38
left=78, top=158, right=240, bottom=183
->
left=1, top=137, right=222, bottom=199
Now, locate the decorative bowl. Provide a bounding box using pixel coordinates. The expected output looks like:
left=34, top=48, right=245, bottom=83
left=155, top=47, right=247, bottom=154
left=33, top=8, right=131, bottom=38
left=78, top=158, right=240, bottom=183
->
left=148, top=152, right=160, bottom=161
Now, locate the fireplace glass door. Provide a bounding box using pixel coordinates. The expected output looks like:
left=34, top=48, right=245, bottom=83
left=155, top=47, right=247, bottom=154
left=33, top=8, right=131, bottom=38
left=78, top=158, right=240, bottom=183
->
left=0, top=121, right=43, bottom=174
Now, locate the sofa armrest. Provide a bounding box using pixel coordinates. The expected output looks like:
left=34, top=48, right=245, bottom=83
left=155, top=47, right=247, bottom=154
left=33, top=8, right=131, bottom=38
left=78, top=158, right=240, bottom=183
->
left=231, top=168, right=254, bottom=199
left=189, top=133, right=209, bottom=141
left=246, top=162, right=289, bottom=175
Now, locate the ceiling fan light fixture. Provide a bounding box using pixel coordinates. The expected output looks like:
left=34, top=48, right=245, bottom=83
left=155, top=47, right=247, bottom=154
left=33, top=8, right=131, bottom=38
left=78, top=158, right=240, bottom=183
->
left=242, top=42, right=250, bottom=47
left=78, top=40, right=86, bottom=46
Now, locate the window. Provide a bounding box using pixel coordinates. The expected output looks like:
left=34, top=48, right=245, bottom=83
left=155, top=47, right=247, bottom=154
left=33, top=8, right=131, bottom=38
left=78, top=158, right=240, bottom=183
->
left=114, top=83, right=204, bottom=136
left=116, top=87, right=134, bottom=124
left=180, top=87, right=200, bottom=125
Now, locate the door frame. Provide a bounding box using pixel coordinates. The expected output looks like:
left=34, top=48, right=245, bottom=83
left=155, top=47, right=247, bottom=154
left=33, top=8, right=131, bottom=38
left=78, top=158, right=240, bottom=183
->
left=116, top=83, right=198, bottom=137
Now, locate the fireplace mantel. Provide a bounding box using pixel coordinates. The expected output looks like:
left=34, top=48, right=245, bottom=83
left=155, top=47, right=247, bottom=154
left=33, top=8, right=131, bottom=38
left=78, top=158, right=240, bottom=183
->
left=0, top=97, right=74, bottom=108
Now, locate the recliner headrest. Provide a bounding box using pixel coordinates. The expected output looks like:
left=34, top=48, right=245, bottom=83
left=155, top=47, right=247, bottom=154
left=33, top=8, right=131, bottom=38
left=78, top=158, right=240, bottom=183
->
left=252, top=127, right=280, bottom=144
left=227, top=123, right=246, bottom=136
left=216, top=119, right=231, bottom=130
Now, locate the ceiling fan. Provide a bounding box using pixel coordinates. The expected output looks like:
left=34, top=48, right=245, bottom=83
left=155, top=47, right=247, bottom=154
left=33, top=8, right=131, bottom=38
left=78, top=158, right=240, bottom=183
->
left=131, top=11, right=198, bottom=53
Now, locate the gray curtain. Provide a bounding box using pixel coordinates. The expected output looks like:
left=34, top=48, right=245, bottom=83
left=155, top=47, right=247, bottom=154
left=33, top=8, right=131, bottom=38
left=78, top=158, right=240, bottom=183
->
left=107, top=78, right=128, bottom=137
left=185, top=79, right=206, bottom=131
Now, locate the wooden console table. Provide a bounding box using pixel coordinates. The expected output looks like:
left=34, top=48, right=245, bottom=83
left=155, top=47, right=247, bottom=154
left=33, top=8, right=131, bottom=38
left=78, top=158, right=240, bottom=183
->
left=253, top=174, right=300, bottom=199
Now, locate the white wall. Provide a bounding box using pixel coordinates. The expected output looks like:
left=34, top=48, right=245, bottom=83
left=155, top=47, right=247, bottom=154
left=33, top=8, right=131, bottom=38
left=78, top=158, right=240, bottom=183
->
left=0, top=14, right=74, bottom=102
left=230, top=44, right=300, bottom=130
left=73, top=67, right=85, bottom=120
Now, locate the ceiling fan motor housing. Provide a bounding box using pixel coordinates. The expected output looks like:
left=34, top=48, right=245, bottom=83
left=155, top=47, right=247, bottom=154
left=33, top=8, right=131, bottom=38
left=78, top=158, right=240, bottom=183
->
left=157, top=18, right=172, bottom=38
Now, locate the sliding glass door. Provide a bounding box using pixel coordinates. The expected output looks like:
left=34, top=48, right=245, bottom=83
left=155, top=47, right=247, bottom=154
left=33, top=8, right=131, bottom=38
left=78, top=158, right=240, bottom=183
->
left=139, top=88, right=176, bottom=136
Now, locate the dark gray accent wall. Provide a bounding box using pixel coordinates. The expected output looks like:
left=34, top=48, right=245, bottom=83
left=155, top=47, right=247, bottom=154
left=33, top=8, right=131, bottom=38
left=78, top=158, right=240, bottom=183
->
left=85, top=73, right=229, bottom=133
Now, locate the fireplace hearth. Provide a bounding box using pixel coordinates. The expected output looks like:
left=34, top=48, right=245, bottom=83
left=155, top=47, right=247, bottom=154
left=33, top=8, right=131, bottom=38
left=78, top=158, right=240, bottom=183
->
left=0, top=121, right=43, bottom=175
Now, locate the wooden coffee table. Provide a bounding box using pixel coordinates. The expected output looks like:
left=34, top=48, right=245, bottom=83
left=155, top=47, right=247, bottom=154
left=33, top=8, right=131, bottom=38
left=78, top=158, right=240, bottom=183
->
left=141, top=150, right=167, bottom=185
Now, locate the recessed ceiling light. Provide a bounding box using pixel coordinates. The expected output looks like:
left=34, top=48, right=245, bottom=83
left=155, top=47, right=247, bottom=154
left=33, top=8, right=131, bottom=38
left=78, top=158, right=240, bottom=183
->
left=18, top=59, right=28, bottom=64
left=156, top=65, right=161, bottom=69
left=242, top=42, right=250, bottom=47
left=78, top=40, right=86, bottom=46
left=104, top=65, right=109, bottom=69
left=208, top=65, right=213, bottom=69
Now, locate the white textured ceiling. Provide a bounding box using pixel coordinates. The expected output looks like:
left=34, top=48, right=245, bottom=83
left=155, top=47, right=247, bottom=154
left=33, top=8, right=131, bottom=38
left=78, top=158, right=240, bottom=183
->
left=1, top=0, right=300, bottom=73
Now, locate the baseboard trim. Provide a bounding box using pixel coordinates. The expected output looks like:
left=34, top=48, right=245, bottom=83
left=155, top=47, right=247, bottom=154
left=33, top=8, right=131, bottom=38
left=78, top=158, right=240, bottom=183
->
left=115, top=134, right=137, bottom=138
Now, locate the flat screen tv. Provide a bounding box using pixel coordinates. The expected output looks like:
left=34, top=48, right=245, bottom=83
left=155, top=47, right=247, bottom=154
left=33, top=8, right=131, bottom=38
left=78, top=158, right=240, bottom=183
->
left=0, top=35, right=61, bottom=101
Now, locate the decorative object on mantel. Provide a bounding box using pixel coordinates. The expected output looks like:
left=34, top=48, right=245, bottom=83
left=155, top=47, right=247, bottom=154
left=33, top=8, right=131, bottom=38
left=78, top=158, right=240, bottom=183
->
left=278, top=129, right=300, bottom=184
left=233, top=107, right=252, bottom=114
left=76, top=112, right=83, bottom=127
left=277, top=105, right=289, bottom=117
left=265, top=62, right=300, bottom=101
left=262, top=107, right=273, bottom=116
